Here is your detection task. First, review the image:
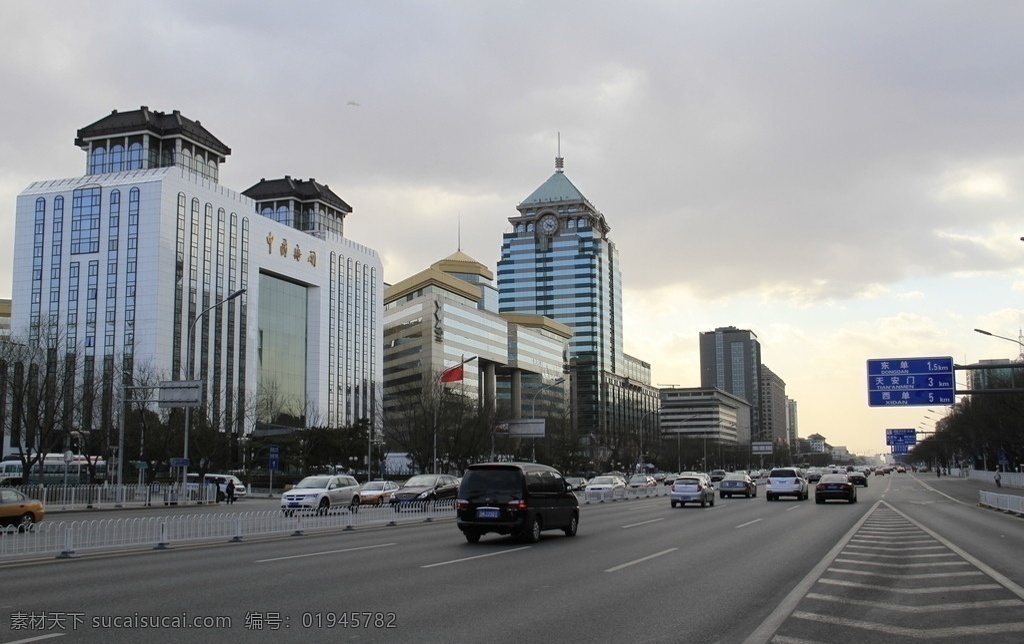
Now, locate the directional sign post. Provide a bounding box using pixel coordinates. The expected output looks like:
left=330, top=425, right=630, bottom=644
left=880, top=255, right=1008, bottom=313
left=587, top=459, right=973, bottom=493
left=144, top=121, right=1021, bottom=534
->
left=885, top=428, right=918, bottom=446
left=867, top=357, right=955, bottom=407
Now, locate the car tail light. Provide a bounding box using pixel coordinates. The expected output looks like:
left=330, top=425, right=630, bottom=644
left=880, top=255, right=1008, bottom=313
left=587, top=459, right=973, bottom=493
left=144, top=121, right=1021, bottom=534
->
left=456, top=499, right=469, bottom=510
left=507, top=499, right=528, bottom=511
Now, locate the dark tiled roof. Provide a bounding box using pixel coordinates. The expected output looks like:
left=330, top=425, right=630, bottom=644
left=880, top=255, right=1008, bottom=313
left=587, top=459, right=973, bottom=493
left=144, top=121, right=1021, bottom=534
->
left=243, top=176, right=352, bottom=214
left=74, top=106, right=231, bottom=155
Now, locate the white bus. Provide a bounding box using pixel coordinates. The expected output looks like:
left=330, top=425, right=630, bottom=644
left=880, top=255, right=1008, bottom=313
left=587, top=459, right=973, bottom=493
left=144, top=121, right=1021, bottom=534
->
left=0, top=453, right=107, bottom=485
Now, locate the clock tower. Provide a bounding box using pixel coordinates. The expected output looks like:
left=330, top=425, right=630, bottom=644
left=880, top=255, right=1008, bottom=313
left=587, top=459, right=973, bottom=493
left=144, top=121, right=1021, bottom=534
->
left=497, top=151, right=656, bottom=453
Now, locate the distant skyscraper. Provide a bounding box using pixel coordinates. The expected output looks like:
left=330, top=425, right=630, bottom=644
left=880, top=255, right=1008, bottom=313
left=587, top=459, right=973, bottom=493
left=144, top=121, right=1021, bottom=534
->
left=699, top=326, right=763, bottom=441
left=497, top=153, right=657, bottom=463
left=760, top=364, right=787, bottom=446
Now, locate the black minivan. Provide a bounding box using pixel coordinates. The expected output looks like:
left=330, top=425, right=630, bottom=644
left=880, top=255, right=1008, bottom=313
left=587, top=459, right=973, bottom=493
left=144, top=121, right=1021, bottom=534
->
left=456, top=462, right=579, bottom=543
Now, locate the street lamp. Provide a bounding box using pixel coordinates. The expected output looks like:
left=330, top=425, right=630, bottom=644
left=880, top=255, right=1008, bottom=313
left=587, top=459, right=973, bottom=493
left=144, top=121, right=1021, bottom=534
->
left=975, top=328, right=1024, bottom=359
left=181, top=288, right=245, bottom=492
left=530, top=377, right=565, bottom=462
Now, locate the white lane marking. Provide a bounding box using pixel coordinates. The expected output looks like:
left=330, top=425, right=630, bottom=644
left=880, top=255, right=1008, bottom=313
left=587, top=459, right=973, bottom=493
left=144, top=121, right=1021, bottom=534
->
left=421, top=546, right=531, bottom=568
left=791, top=611, right=1024, bottom=637
left=736, top=519, right=763, bottom=529
left=741, top=500, right=878, bottom=644
left=604, top=548, right=677, bottom=573
left=621, top=518, right=664, bottom=529
left=886, top=502, right=1024, bottom=601
left=255, top=542, right=396, bottom=563
left=4, top=635, right=65, bottom=643
left=804, top=593, right=1023, bottom=612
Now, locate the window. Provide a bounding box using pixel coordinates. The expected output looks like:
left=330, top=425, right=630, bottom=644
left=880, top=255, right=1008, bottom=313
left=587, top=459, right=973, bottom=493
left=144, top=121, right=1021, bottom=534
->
left=71, top=187, right=101, bottom=254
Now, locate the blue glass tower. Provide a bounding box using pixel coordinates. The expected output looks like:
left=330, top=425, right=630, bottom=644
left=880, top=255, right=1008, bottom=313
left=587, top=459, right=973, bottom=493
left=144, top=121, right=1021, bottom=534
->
left=498, top=155, right=655, bottom=464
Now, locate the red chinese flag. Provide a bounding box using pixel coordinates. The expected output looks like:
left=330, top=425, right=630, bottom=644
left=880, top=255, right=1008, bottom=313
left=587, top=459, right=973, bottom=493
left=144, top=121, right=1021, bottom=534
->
left=440, top=364, right=464, bottom=383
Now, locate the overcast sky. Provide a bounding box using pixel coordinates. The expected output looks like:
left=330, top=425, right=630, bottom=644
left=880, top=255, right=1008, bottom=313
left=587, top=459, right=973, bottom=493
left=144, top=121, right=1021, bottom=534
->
left=3, top=1, right=1024, bottom=456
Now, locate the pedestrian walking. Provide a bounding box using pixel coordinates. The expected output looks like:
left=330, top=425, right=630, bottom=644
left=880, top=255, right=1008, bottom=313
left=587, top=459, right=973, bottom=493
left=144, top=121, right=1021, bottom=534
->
left=995, top=471, right=1002, bottom=488
left=225, top=478, right=236, bottom=504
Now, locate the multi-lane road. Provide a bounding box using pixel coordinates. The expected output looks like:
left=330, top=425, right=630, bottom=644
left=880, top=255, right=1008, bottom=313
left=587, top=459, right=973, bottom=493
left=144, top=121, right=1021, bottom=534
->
left=1, top=473, right=1022, bottom=643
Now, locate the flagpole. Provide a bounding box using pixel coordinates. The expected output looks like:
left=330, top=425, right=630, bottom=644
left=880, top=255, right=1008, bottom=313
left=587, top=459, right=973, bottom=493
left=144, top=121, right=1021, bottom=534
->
left=434, top=355, right=477, bottom=474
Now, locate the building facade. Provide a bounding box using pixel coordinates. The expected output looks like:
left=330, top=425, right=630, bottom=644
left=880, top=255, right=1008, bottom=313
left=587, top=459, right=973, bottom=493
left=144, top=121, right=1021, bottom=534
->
left=496, top=154, right=658, bottom=463
left=699, top=326, right=763, bottom=440
left=760, top=364, right=788, bottom=447
left=7, top=106, right=382, bottom=460
left=659, top=387, right=752, bottom=445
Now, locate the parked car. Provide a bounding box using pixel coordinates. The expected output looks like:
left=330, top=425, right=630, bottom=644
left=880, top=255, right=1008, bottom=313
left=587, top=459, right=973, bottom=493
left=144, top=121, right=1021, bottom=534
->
left=847, top=470, right=869, bottom=487
left=281, top=474, right=361, bottom=516
left=628, top=474, right=658, bottom=488
left=0, top=487, right=45, bottom=531
left=670, top=475, right=715, bottom=508
left=585, top=475, right=626, bottom=495
left=389, top=474, right=460, bottom=509
left=815, top=473, right=858, bottom=504
left=456, top=462, right=579, bottom=543
left=564, top=476, right=588, bottom=491
left=766, top=467, right=809, bottom=501
left=718, top=472, right=757, bottom=498
left=359, top=480, right=400, bottom=505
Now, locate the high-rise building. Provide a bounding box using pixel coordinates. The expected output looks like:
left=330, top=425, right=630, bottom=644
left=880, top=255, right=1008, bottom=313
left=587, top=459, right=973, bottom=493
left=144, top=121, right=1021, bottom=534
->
left=699, top=326, right=763, bottom=440
left=760, top=364, right=788, bottom=447
left=497, top=154, right=657, bottom=465
left=8, top=106, right=382, bottom=460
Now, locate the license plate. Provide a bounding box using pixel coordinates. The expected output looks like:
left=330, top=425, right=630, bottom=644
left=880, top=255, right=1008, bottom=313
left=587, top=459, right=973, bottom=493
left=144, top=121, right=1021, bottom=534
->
left=476, top=508, right=500, bottom=519
left=288, top=502, right=301, bottom=507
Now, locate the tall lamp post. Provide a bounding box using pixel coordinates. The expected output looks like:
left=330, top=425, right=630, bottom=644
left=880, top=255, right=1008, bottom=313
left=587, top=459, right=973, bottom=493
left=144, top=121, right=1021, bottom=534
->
left=181, top=288, right=245, bottom=492
left=635, top=407, right=660, bottom=473
left=530, top=377, right=565, bottom=462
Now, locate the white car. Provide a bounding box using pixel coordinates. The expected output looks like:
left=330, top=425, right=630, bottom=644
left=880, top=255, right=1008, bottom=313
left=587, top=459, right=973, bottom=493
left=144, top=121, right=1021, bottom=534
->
left=281, top=475, right=361, bottom=515
left=585, top=476, right=626, bottom=495
left=766, top=467, right=809, bottom=501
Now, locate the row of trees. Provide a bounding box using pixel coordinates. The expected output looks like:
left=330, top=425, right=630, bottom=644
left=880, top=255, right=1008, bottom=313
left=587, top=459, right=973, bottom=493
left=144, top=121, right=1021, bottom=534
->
left=6, top=329, right=841, bottom=484
left=908, top=377, right=1024, bottom=471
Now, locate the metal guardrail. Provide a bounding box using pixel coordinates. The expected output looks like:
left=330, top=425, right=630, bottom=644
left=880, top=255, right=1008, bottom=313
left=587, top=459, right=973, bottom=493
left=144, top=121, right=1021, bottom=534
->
left=10, top=483, right=218, bottom=510
left=0, top=499, right=456, bottom=559
left=979, top=490, right=1024, bottom=516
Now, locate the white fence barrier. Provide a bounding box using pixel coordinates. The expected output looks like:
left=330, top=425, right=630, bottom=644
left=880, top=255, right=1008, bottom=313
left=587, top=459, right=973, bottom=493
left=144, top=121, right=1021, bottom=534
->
left=10, top=483, right=218, bottom=510
left=584, top=485, right=668, bottom=503
left=0, top=499, right=455, bottom=559
left=979, top=490, right=1024, bottom=516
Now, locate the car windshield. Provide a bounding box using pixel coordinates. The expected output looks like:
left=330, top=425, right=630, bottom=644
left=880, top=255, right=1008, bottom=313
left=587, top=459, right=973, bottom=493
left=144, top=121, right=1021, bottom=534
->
left=362, top=481, right=388, bottom=490
left=629, top=475, right=648, bottom=482
left=589, top=476, right=617, bottom=485
left=677, top=477, right=701, bottom=486
left=404, top=475, right=438, bottom=487
left=723, top=474, right=746, bottom=481
left=771, top=470, right=798, bottom=478
left=295, top=477, right=332, bottom=489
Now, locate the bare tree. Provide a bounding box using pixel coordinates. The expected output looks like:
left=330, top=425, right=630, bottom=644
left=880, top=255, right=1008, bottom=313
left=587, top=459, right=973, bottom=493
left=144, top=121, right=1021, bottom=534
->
left=0, top=328, right=104, bottom=483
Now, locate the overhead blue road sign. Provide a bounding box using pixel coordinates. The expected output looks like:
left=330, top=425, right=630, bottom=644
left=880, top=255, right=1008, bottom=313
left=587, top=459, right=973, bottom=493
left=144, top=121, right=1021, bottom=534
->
left=886, top=428, right=918, bottom=446
left=169, top=457, right=189, bottom=468
left=867, top=357, right=955, bottom=407
left=891, top=444, right=909, bottom=454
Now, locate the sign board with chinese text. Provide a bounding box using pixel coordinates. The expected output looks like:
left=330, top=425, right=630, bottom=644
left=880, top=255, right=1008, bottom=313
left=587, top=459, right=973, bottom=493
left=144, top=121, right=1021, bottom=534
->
left=867, top=357, right=955, bottom=407
left=885, top=428, right=918, bottom=446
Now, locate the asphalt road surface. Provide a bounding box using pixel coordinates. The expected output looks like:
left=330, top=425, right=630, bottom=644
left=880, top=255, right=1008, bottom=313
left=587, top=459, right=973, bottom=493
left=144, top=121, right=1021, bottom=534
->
left=1, top=473, right=1021, bottom=643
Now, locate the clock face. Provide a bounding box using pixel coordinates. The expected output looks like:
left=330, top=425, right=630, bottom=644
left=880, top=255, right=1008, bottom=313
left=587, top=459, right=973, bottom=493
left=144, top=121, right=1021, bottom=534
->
left=539, top=214, right=558, bottom=235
